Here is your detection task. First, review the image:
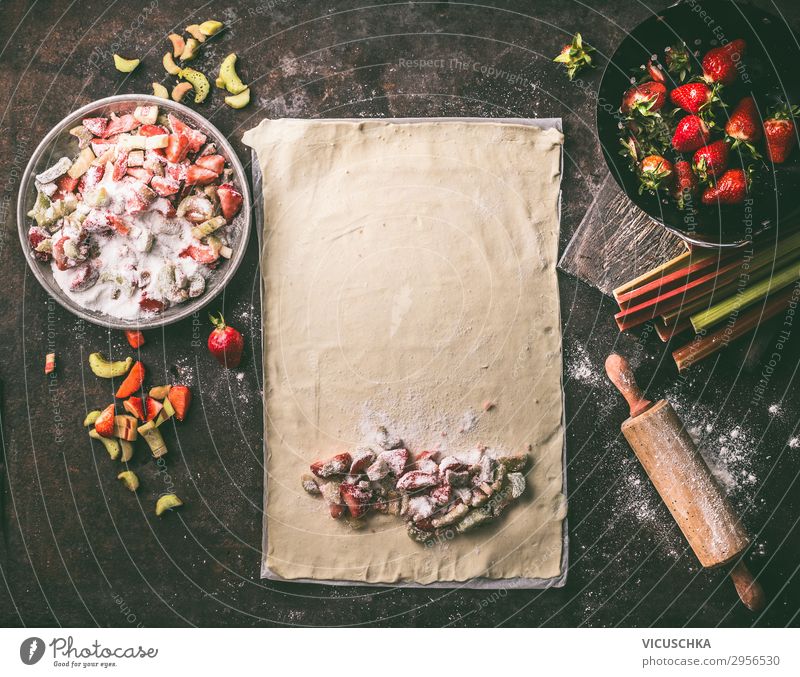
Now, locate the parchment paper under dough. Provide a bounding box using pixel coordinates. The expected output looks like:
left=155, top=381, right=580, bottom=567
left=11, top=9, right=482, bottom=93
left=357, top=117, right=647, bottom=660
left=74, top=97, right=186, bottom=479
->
left=243, top=118, right=567, bottom=584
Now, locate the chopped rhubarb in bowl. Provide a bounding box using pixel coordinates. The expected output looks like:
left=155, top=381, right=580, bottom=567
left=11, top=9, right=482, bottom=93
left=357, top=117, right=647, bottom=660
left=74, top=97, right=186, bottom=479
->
left=17, top=95, right=251, bottom=329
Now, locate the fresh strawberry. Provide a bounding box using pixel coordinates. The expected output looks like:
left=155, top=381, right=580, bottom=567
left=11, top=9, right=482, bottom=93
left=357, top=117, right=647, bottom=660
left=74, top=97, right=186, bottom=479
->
left=145, top=397, right=163, bottom=422
left=339, top=482, right=372, bottom=518
left=217, top=183, right=243, bottom=221
left=123, top=396, right=146, bottom=421
left=763, top=103, right=799, bottom=164
left=701, top=168, right=749, bottom=205
left=82, top=117, right=108, bottom=136
left=670, top=160, right=700, bottom=208
left=104, top=113, right=139, bottom=137
left=553, top=32, right=595, bottom=81
left=125, top=330, right=145, bottom=348
left=671, top=115, right=710, bottom=153
left=646, top=62, right=666, bottom=84
left=138, top=124, right=168, bottom=137
left=638, top=154, right=674, bottom=194
left=621, top=81, right=667, bottom=115
left=670, top=82, right=714, bottom=114
left=431, top=484, right=452, bottom=506
left=208, top=312, right=244, bottom=368
left=28, top=227, right=52, bottom=262
left=180, top=244, right=220, bottom=264
left=168, top=114, right=207, bottom=152
left=185, top=165, right=218, bottom=186
left=112, top=150, right=129, bottom=181
left=94, top=404, right=116, bottom=438
left=693, top=140, right=730, bottom=180
left=167, top=385, right=191, bottom=421
left=126, top=167, right=153, bottom=183
left=78, top=165, right=105, bottom=194
left=107, top=214, right=130, bottom=235
left=665, top=43, right=691, bottom=81
left=115, top=360, right=145, bottom=398
left=56, top=174, right=79, bottom=194
left=166, top=161, right=188, bottom=182
left=702, top=38, right=746, bottom=86
left=165, top=134, right=190, bottom=163
left=150, top=175, right=180, bottom=196
left=349, top=448, right=376, bottom=474
left=726, top=96, right=762, bottom=154
left=194, top=154, right=225, bottom=175
left=378, top=448, right=409, bottom=475
left=310, top=453, right=352, bottom=478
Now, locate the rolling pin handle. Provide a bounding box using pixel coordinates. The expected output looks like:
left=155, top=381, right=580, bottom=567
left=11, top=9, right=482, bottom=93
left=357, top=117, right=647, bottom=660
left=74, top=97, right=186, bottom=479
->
left=604, top=353, right=652, bottom=418
left=730, top=561, right=766, bottom=612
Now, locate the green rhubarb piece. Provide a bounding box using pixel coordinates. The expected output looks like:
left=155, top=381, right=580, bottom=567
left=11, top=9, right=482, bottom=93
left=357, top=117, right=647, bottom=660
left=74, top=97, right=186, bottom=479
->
left=67, top=147, right=96, bottom=179
left=178, top=68, right=210, bottom=104
left=83, top=410, right=102, bottom=427
left=507, top=472, right=526, bottom=499
left=138, top=420, right=168, bottom=458
left=119, top=439, right=134, bottom=463
left=191, top=215, right=225, bottom=239
left=224, top=88, right=249, bottom=109
left=163, top=52, right=180, bottom=75
left=88, top=353, right=133, bottom=378
left=113, top=54, right=140, bottom=73
left=199, top=20, right=223, bottom=37
left=456, top=506, right=493, bottom=533
left=27, top=191, right=54, bottom=229
left=180, top=38, right=200, bottom=61
left=215, top=76, right=225, bottom=89
left=117, top=470, right=139, bottom=492
left=35, top=157, right=72, bottom=184
left=691, top=261, right=800, bottom=333
left=185, top=25, right=206, bottom=43
left=152, top=82, right=169, bottom=99
left=155, top=493, right=183, bottom=516
left=155, top=396, right=175, bottom=426
left=89, top=428, right=120, bottom=460
left=218, top=54, right=247, bottom=94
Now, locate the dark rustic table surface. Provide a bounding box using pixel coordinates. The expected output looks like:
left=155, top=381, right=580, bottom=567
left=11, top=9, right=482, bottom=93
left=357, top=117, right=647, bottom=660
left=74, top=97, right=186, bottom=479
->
left=1, top=0, right=799, bottom=628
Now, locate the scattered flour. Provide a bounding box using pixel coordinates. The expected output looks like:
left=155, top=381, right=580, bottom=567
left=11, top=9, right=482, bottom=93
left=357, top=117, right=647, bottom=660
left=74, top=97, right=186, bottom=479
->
left=788, top=437, right=799, bottom=449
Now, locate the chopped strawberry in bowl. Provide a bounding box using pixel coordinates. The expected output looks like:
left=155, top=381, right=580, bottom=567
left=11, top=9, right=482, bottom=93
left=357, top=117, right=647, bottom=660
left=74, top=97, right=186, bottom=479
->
left=18, top=94, right=250, bottom=329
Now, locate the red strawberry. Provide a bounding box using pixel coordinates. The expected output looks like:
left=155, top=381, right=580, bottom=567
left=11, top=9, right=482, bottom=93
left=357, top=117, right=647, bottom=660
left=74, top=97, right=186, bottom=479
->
left=150, top=175, right=180, bottom=196
left=116, top=361, right=145, bottom=399
left=145, top=397, right=163, bottom=422
left=94, top=404, right=116, bottom=438
left=167, top=385, right=191, bottom=421
left=125, top=330, right=145, bottom=348
left=165, top=134, right=190, bottom=163
left=107, top=214, right=130, bottom=236
left=621, top=81, right=667, bottom=115
left=126, top=167, right=153, bottom=183
left=82, top=117, right=108, bottom=136
left=28, top=227, right=52, bottom=262
left=670, top=82, right=714, bottom=114
left=194, top=154, right=225, bottom=175
left=339, top=482, right=372, bottom=518
left=726, top=96, right=762, bottom=148
left=168, top=114, right=207, bottom=152
left=672, top=115, right=710, bottom=153
left=139, top=296, right=166, bottom=314
left=123, top=396, right=146, bottom=421
left=701, top=168, right=749, bottom=205
left=646, top=62, right=666, bottom=84
left=78, top=165, right=105, bottom=194
left=670, top=160, right=699, bottom=208
left=310, top=453, right=352, bottom=478
left=638, top=154, right=674, bottom=194
left=185, top=165, right=218, bottom=186
left=208, top=312, right=244, bottom=368
left=104, top=113, right=139, bottom=137
left=702, top=38, right=746, bottom=85
left=112, top=150, right=128, bottom=181
left=693, top=140, right=730, bottom=180
left=763, top=104, right=799, bottom=164
left=56, top=174, right=79, bottom=194
left=138, top=124, right=168, bottom=137
left=179, top=244, right=220, bottom=264
left=217, top=183, right=243, bottom=221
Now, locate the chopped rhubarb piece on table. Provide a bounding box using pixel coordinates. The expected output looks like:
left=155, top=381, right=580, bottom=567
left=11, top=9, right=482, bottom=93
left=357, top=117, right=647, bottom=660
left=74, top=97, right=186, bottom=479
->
left=94, top=404, right=116, bottom=438
left=124, top=330, right=145, bottom=349
left=167, top=385, right=191, bottom=421
left=217, top=183, right=242, bottom=221
left=310, top=452, right=352, bottom=478
left=115, top=360, right=145, bottom=398
left=44, top=352, right=56, bottom=375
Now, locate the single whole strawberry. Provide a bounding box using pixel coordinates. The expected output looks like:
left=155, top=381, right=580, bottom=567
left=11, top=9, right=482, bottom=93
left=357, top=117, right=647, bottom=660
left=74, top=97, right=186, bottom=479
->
left=702, top=168, right=750, bottom=205
left=671, top=160, right=700, bottom=208
left=672, top=115, right=710, bottom=153
left=702, top=38, right=746, bottom=86
left=208, top=312, right=244, bottom=368
left=726, top=96, right=762, bottom=153
left=763, top=103, right=800, bottom=164
left=693, top=140, right=730, bottom=180
left=670, top=82, right=714, bottom=114
left=621, top=81, right=667, bottom=115
left=638, top=154, right=674, bottom=194
left=553, top=32, right=595, bottom=81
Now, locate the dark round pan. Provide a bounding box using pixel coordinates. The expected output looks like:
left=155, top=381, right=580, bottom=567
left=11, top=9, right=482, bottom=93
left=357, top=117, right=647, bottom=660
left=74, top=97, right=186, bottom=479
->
left=597, top=0, right=800, bottom=248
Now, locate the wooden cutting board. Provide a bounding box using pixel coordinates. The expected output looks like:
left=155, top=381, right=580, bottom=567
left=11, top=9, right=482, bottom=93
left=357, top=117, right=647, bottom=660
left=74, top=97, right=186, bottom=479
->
left=558, top=173, right=686, bottom=296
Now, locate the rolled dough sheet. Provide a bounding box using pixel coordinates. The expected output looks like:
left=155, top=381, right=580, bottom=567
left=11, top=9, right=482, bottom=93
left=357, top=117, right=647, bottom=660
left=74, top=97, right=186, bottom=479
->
left=243, top=118, right=567, bottom=586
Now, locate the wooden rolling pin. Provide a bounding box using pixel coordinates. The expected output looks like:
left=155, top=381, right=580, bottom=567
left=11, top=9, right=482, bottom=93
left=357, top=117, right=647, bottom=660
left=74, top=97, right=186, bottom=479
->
left=605, top=353, right=765, bottom=612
